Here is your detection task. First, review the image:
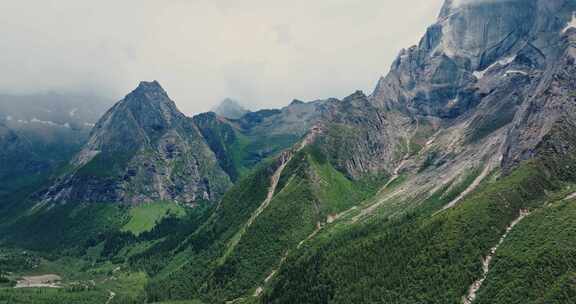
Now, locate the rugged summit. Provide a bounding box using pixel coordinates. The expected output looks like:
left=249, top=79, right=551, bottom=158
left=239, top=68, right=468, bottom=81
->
left=41, top=81, right=232, bottom=204
left=361, top=0, right=576, bottom=201
left=373, top=0, right=572, bottom=115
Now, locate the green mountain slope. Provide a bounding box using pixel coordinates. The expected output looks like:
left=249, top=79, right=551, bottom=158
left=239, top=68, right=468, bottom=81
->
left=262, top=118, right=576, bottom=304
left=141, top=142, right=386, bottom=303
left=1, top=1, right=576, bottom=304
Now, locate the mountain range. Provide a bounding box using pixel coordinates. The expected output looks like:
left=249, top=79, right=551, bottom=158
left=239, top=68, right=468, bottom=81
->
left=1, top=0, right=576, bottom=303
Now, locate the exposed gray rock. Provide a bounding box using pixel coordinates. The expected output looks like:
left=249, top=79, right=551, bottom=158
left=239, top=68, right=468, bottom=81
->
left=40, top=81, right=232, bottom=205
left=370, top=0, right=576, bottom=171
left=289, top=0, right=576, bottom=214
left=313, top=91, right=412, bottom=178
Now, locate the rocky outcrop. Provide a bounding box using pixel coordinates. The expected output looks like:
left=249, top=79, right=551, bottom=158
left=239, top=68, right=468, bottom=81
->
left=369, top=0, right=576, bottom=173
left=502, top=22, right=576, bottom=170
left=313, top=91, right=412, bottom=179
left=40, top=81, right=232, bottom=205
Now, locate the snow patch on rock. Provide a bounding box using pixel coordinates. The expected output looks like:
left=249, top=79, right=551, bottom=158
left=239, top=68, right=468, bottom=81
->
left=563, top=12, right=576, bottom=33
left=504, top=70, right=528, bottom=77
left=473, top=55, right=516, bottom=79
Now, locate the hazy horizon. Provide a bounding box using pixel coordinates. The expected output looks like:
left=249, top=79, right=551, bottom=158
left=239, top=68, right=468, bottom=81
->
left=1, top=0, right=443, bottom=115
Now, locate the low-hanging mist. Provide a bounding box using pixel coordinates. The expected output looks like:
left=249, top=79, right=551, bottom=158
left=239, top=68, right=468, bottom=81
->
left=0, top=0, right=443, bottom=115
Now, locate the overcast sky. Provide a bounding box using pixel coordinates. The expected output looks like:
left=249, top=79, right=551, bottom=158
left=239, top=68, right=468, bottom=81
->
left=0, top=0, right=444, bottom=115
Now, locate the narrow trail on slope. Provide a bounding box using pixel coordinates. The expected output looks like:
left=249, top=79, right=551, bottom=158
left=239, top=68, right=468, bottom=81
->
left=223, top=150, right=293, bottom=261
left=225, top=155, right=291, bottom=303
left=228, top=126, right=324, bottom=301
left=254, top=251, right=289, bottom=297
left=246, top=151, right=292, bottom=229
left=105, top=290, right=116, bottom=304
left=244, top=125, right=323, bottom=233
left=463, top=209, right=531, bottom=304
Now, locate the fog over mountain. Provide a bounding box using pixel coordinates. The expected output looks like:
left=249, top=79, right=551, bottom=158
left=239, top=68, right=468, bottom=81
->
left=0, top=0, right=442, bottom=115
left=2, top=1, right=576, bottom=303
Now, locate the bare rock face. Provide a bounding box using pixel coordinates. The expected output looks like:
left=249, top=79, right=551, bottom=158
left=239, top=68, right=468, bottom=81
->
left=373, top=0, right=569, bottom=114
left=370, top=0, right=576, bottom=172
left=312, top=91, right=412, bottom=179
left=40, top=81, right=232, bottom=204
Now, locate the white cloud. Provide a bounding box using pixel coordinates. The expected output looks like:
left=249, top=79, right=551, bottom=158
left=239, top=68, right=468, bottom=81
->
left=0, top=0, right=444, bottom=114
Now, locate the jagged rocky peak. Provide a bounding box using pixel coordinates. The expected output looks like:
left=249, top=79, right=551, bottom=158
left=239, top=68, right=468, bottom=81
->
left=434, top=0, right=570, bottom=66
left=79, top=81, right=183, bottom=160
left=371, top=0, right=574, bottom=117
left=212, top=98, right=249, bottom=119
left=135, top=80, right=165, bottom=93
left=365, top=0, right=576, bottom=181
left=124, top=80, right=173, bottom=109
left=118, top=80, right=184, bottom=126
left=40, top=81, right=232, bottom=205
left=434, top=0, right=573, bottom=67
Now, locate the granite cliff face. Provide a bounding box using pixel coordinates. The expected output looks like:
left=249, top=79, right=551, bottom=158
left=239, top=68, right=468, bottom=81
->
left=372, top=0, right=572, bottom=117
left=358, top=0, right=576, bottom=197
left=40, top=81, right=232, bottom=204
left=310, top=92, right=411, bottom=179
